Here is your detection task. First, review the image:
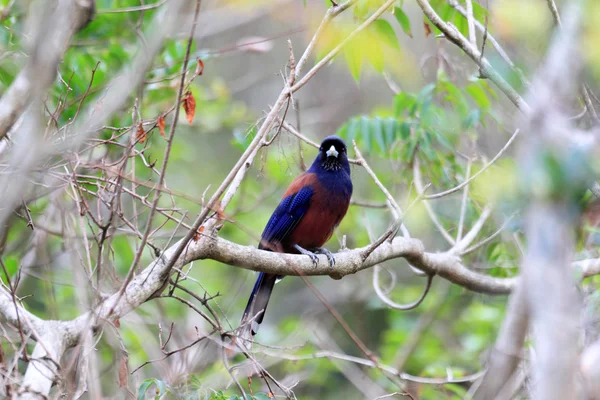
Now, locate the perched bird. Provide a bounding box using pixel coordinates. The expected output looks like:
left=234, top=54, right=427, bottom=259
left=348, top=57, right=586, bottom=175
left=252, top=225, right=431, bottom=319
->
left=239, top=135, right=353, bottom=340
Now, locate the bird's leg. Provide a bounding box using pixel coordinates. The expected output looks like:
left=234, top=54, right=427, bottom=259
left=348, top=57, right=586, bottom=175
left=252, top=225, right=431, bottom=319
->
left=314, top=248, right=335, bottom=267
left=294, top=244, right=319, bottom=267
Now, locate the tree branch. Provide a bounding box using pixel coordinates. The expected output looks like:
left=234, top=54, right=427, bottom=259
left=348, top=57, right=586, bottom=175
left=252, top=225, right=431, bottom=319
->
left=416, top=0, right=530, bottom=113
left=0, top=0, right=95, bottom=139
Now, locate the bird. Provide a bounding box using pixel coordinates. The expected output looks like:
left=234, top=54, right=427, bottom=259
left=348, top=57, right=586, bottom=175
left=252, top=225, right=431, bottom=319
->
left=239, top=135, right=353, bottom=342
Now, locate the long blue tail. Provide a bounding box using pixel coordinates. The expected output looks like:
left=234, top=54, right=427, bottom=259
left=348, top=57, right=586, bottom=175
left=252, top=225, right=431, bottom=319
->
left=241, top=272, right=277, bottom=336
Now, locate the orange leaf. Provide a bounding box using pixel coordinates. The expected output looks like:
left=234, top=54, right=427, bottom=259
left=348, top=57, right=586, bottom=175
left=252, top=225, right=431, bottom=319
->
left=193, top=225, right=205, bottom=242
left=196, top=59, right=204, bottom=76
left=424, top=22, right=432, bottom=37
left=118, top=355, right=129, bottom=388
left=136, top=123, right=146, bottom=143
left=182, top=91, right=196, bottom=124
left=157, top=115, right=166, bottom=139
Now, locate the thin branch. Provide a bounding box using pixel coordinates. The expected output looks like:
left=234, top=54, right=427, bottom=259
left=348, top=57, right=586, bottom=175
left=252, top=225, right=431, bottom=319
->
left=456, top=159, right=472, bottom=241
left=545, top=0, right=598, bottom=122
left=462, top=213, right=517, bottom=255
left=465, top=0, right=477, bottom=48
left=413, top=158, right=456, bottom=245
left=290, top=0, right=396, bottom=93
left=425, top=129, right=519, bottom=200
left=120, top=0, right=202, bottom=297
left=0, top=1, right=94, bottom=139
left=98, top=0, right=168, bottom=14
left=373, top=267, right=434, bottom=310
left=262, top=348, right=485, bottom=384
left=416, top=0, right=530, bottom=113
left=294, top=0, right=356, bottom=79
left=447, top=0, right=524, bottom=82
left=453, top=206, right=492, bottom=254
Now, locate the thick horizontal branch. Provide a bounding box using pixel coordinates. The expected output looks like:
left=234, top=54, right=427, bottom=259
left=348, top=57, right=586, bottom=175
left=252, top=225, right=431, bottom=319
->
left=199, top=236, right=516, bottom=295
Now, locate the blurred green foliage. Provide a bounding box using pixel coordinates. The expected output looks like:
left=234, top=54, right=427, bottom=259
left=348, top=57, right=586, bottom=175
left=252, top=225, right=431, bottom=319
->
left=1, top=0, right=599, bottom=399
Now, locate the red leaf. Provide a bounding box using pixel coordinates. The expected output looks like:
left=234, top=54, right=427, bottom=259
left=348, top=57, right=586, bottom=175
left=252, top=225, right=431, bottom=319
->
left=196, top=59, right=204, bottom=76
left=182, top=91, right=196, bottom=124
left=136, top=123, right=146, bottom=143
left=118, top=355, right=129, bottom=388
left=157, top=115, right=166, bottom=139
left=424, top=22, right=432, bottom=37
left=114, top=318, right=121, bottom=328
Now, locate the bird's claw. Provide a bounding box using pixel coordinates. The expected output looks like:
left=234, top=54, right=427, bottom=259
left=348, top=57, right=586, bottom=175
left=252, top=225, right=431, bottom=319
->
left=294, top=244, right=319, bottom=267
left=307, top=252, right=318, bottom=267
left=315, top=248, right=335, bottom=267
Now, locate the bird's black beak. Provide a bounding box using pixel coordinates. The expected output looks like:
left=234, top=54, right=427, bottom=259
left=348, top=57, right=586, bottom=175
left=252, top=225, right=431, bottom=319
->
left=326, top=145, right=339, bottom=158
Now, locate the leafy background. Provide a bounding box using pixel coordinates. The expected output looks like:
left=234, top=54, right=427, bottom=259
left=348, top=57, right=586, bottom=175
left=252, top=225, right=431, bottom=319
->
left=1, top=0, right=599, bottom=398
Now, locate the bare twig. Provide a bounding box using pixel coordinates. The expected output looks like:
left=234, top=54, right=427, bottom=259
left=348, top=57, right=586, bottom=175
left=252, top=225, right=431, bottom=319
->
left=425, top=130, right=519, bottom=200
left=121, top=0, right=202, bottom=296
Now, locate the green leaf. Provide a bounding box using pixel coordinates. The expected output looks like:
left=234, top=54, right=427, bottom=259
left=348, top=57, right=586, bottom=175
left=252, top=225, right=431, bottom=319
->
left=253, top=394, right=271, bottom=400
left=466, top=84, right=491, bottom=109
left=360, top=116, right=372, bottom=151
left=472, top=1, right=489, bottom=22
left=372, top=117, right=385, bottom=151
left=154, top=380, right=166, bottom=399
left=137, top=378, right=168, bottom=400
left=464, top=109, right=482, bottom=129
left=431, top=128, right=453, bottom=150
left=372, top=19, right=401, bottom=49
left=393, top=7, right=412, bottom=38
left=453, top=9, right=469, bottom=38
left=383, top=118, right=397, bottom=144
left=416, top=83, right=436, bottom=105
left=137, top=379, right=155, bottom=400
left=1, top=256, right=18, bottom=282
left=209, top=391, right=228, bottom=400
left=399, top=121, right=413, bottom=139
left=366, top=37, right=384, bottom=73
left=394, top=92, right=416, bottom=116
left=346, top=118, right=359, bottom=143
left=343, top=40, right=363, bottom=83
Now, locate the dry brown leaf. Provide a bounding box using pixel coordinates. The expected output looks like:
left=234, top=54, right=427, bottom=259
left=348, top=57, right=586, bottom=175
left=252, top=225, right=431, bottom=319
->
left=157, top=115, right=166, bottom=139
left=118, top=355, right=128, bottom=388
left=136, top=123, right=146, bottom=143
left=182, top=91, right=196, bottom=124
left=196, top=59, right=204, bottom=76
left=114, top=318, right=120, bottom=328
left=424, top=22, right=432, bottom=37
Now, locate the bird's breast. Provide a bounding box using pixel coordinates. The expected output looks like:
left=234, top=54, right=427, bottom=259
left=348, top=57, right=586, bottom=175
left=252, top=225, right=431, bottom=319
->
left=285, top=180, right=351, bottom=251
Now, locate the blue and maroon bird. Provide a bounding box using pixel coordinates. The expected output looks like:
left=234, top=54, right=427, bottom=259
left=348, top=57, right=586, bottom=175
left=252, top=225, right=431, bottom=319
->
left=239, top=135, right=353, bottom=339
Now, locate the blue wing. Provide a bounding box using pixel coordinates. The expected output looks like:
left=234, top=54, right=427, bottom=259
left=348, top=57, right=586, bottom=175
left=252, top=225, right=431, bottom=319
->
left=259, top=185, right=313, bottom=248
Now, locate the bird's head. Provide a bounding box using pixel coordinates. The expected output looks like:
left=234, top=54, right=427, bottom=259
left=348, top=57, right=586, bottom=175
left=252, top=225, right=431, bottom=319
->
left=316, top=135, right=350, bottom=173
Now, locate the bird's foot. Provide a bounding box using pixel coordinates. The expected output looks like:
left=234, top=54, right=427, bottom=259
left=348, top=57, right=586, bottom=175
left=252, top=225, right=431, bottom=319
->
left=315, top=248, right=335, bottom=267
left=294, top=244, right=319, bottom=267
